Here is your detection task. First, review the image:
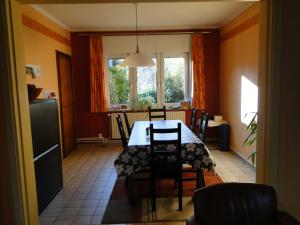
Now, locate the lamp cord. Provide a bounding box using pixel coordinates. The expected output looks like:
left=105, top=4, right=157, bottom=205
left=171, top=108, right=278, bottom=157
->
left=135, top=3, right=139, bottom=53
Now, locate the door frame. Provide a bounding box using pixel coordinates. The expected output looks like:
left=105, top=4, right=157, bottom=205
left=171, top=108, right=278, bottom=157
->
left=1, top=1, right=39, bottom=225
left=1, top=0, right=277, bottom=225
left=56, top=50, right=77, bottom=157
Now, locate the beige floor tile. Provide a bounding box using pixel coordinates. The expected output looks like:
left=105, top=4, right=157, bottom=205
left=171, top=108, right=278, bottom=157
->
left=72, top=215, right=92, bottom=224
left=39, top=216, right=56, bottom=224
left=65, top=200, right=84, bottom=208
left=40, top=208, right=63, bottom=217
left=39, top=143, right=255, bottom=224
left=90, top=215, right=103, bottom=225
left=81, top=199, right=99, bottom=207
left=77, top=207, right=96, bottom=216
left=58, top=208, right=79, bottom=217
left=53, top=217, right=74, bottom=225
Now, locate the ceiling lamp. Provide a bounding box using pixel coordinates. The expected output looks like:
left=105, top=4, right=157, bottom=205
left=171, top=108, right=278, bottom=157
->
left=121, top=4, right=155, bottom=68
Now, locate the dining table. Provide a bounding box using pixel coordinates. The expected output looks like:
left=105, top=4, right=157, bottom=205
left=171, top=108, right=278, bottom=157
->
left=114, top=120, right=215, bottom=188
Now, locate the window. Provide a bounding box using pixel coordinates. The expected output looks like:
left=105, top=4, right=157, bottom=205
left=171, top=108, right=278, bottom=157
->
left=163, top=57, right=185, bottom=104
left=107, top=53, right=189, bottom=110
left=137, top=58, right=157, bottom=103
left=108, top=58, right=130, bottom=107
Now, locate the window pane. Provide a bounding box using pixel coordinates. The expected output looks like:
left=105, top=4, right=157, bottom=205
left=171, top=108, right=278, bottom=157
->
left=164, top=57, right=185, bottom=103
left=137, top=58, right=157, bottom=105
left=109, top=58, right=130, bottom=105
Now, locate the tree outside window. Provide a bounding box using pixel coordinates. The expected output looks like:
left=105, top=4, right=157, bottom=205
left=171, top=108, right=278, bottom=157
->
left=108, top=54, right=188, bottom=110
left=109, top=59, right=130, bottom=105
left=137, top=58, right=157, bottom=104
left=164, top=57, right=185, bottom=103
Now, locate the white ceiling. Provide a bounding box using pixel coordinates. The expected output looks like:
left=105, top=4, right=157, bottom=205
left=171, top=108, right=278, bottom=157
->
left=32, top=2, right=256, bottom=31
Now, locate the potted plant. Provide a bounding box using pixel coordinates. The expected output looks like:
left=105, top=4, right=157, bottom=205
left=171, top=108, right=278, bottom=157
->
left=135, top=96, right=154, bottom=111
left=243, top=112, right=257, bottom=165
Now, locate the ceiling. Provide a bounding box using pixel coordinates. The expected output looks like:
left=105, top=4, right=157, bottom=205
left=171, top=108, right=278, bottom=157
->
left=32, top=2, right=256, bottom=31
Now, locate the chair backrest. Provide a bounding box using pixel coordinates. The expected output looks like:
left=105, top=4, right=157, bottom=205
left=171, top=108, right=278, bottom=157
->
left=189, top=107, right=198, bottom=131
left=198, top=111, right=209, bottom=142
left=115, top=114, right=128, bottom=148
left=193, top=183, right=277, bottom=225
left=122, top=111, right=131, bottom=137
left=148, top=106, right=167, bottom=121
left=149, top=123, right=182, bottom=177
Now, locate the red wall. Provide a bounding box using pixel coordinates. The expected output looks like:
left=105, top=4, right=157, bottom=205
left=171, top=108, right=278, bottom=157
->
left=204, top=31, right=220, bottom=115
left=71, top=31, right=220, bottom=138
left=204, top=31, right=220, bottom=138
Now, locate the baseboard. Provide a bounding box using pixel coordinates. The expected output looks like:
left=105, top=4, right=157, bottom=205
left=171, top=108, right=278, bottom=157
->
left=76, top=137, right=120, bottom=144
left=230, top=147, right=256, bottom=171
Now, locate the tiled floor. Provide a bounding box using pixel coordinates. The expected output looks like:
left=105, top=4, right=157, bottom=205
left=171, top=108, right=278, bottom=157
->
left=210, top=149, right=256, bottom=183
left=40, top=144, right=120, bottom=225
left=39, top=143, right=255, bottom=225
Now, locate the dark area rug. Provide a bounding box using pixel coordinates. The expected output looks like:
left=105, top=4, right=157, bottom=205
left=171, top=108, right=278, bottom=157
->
left=102, top=171, right=222, bottom=224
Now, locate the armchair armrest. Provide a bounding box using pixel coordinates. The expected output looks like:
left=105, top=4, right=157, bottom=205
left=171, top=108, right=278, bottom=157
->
left=186, top=216, right=204, bottom=225
left=193, top=188, right=204, bottom=219
left=276, top=211, right=300, bottom=225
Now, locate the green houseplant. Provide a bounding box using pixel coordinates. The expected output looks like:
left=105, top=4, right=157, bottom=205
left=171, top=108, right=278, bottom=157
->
left=135, top=96, right=154, bottom=111
left=243, top=112, right=257, bottom=165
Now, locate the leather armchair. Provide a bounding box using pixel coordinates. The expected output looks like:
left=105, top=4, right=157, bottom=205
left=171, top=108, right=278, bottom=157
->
left=186, top=183, right=300, bottom=225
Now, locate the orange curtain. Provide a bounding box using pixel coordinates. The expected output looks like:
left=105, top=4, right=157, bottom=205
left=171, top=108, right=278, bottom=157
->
left=89, top=36, right=108, bottom=112
left=191, top=34, right=206, bottom=110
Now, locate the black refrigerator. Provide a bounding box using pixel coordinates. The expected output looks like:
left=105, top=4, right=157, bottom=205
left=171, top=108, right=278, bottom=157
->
left=29, top=99, right=63, bottom=214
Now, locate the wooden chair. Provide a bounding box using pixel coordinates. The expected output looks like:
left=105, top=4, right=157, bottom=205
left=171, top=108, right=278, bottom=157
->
left=189, top=107, right=198, bottom=132
left=148, top=106, right=167, bottom=121
left=122, top=111, right=131, bottom=137
left=198, top=111, right=209, bottom=142
left=116, top=114, right=128, bottom=148
left=149, top=123, right=182, bottom=212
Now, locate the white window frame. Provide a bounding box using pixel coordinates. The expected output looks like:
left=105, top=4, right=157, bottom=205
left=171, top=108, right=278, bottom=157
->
left=135, top=54, right=159, bottom=109
left=106, top=52, right=190, bottom=110
left=105, top=55, right=133, bottom=110
left=161, top=52, right=190, bottom=108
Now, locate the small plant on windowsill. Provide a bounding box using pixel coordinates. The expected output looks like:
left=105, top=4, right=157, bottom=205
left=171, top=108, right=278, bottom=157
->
left=243, top=112, right=258, bottom=165
left=135, top=96, right=154, bottom=111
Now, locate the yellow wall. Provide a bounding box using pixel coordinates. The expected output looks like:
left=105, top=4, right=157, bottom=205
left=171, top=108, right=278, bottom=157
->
left=220, top=3, right=260, bottom=160
left=20, top=5, right=71, bottom=98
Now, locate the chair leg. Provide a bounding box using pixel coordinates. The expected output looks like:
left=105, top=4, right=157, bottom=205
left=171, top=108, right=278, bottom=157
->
left=151, top=177, right=156, bottom=212
left=125, top=176, right=129, bottom=188
left=196, top=169, right=205, bottom=189
left=178, top=176, right=183, bottom=211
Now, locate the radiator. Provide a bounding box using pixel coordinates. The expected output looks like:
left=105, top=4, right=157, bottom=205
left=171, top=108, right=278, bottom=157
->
left=110, top=111, right=186, bottom=139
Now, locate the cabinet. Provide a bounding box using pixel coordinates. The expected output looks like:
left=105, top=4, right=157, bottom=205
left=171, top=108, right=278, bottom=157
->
left=29, top=100, right=63, bottom=214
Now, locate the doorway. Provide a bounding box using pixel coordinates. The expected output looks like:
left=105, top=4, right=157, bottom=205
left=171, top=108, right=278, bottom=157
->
left=1, top=0, right=283, bottom=225
left=56, top=51, right=76, bottom=157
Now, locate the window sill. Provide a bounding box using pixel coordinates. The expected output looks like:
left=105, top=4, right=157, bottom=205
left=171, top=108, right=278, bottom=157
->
left=107, top=108, right=191, bottom=113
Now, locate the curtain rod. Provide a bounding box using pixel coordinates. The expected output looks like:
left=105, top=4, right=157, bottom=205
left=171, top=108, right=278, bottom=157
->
left=77, top=30, right=214, bottom=36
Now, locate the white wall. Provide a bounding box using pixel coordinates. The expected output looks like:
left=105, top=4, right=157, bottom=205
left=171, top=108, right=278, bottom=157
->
left=103, top=34, right=191, bottom=55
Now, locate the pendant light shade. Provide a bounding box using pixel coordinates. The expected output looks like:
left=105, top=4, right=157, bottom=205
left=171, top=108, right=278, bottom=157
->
left=122, top=52, right=155, bottom=67
left=121, top=3, right=155, bottom=68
